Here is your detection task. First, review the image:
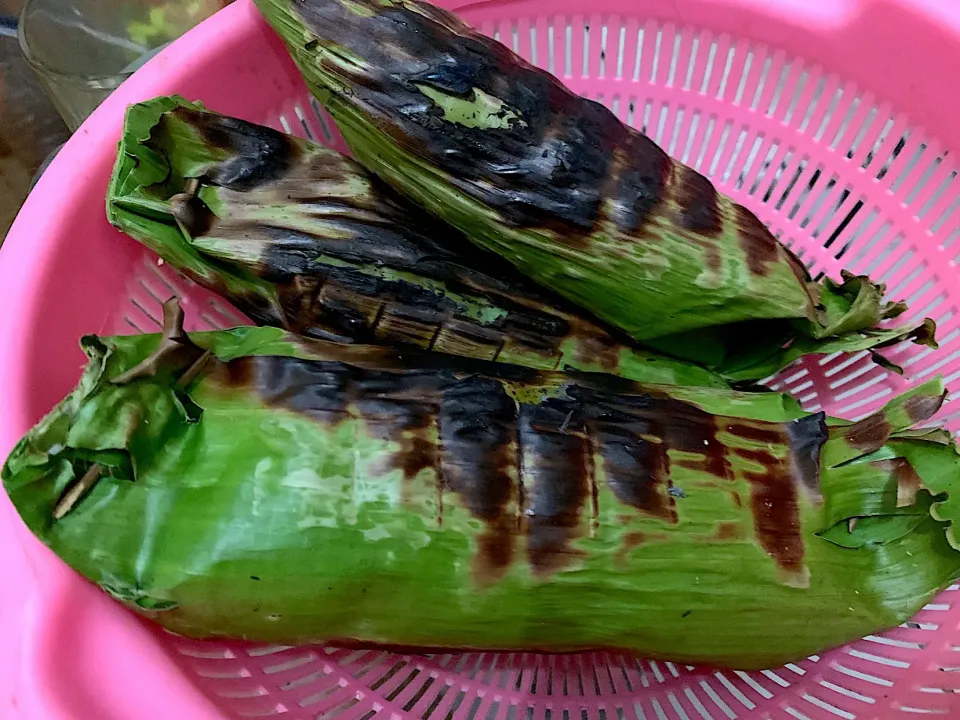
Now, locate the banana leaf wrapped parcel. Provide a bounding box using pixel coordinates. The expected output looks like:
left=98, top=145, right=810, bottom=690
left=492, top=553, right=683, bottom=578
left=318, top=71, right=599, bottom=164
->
left=252, top=0, right=936, bottom=381
left=106, top=95, right=728, bottom=389
left=5, top=299, right=960, bottom=669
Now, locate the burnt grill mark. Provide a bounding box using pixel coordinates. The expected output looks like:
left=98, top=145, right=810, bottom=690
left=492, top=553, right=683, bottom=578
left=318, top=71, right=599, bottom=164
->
left=169, top=107, right=299, bottom=191
left=438, top=377, right=518, bottom=581
left=393, top=425, right=439, bottom=484
left=567, top=388, right=692, bottom=523
left=374, top=307, right=447, bottom=347
left=229, top=359, right=452, bottom=500
left=613, top=530, right=651, bottom=565
left=497, top=313, right=572, bottom=353
left=844, top=413, right=893, bottom=454
left=569, top=387, right=750, bottom=521
left=695, top=239, right=723, bottom=274
left=246, top=356, right=354, bottom=422
left=590, top=468, right=600, bottom=530
left=370, top=302, right=389, bottom=337
left=209, top=349, right=829, bottom=582
left=426, top=323, right=445, bottom=351
left=735, top=447, right=805, bottom=578
left=672, top=166, right=722, bottom=236
left=254, top=220, right=455, bottom=282
left=435, top=321, right=503, bottom=349
left=519, top=400, right=591, bottom=575
left=212, top=355, right=254, bottom=387
left=154, top=106, right=664, bottom=376
left=515, top=427, right=526, bottom=529
left=432, top=323, right=506, bottom=363
left=170, top=193, right=215, bottom=238
left=904, top=391, right=947, bottom=424
left=735, top=204, right=794, bottom=279
left=436, top=468, right=444, bottom=526
left=617, top=532, right=648, bottom=565
left=676, top=457, right=733, bottom=479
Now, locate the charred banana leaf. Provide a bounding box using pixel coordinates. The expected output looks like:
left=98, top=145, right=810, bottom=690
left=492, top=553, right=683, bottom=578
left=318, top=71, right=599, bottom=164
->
left=5, top=300, right=960, bottom=668
left=252, top=0, right=936, bottom=379
left=107, top=95, right=728, bottom=388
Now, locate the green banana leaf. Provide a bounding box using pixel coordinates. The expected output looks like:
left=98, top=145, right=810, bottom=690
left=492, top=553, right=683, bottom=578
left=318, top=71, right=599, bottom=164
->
left=5, top=299, right=960, bottom=669
left=251, top=0, right=936, bottom=379
left=106, top=95, right=730, bottom=389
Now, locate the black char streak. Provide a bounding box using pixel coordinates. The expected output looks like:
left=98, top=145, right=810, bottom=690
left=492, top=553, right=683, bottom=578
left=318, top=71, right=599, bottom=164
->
left=295, top=0, right=789, bottom=275
left=298, top=0, right=667, bottom=237
left=212, top=351, right=827, bottom=580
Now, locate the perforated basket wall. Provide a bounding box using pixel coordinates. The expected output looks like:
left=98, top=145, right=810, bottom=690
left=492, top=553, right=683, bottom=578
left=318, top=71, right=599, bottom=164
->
left=6, top=0, right=960, bottom=719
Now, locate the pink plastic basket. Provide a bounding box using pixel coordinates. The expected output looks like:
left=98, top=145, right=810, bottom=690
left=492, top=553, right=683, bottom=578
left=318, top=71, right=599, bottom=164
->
left=4, top=0, right=960, bottom=717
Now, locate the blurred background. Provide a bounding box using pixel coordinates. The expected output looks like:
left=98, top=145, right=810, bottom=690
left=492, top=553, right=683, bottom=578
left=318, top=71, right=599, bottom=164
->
left=0, top=0, right=232, bottom=241
left=0, top=0, right=69, bottom=241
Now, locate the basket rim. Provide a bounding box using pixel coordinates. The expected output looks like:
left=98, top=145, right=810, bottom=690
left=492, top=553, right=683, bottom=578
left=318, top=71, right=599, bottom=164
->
left=3, top=0, right=960, bottom=718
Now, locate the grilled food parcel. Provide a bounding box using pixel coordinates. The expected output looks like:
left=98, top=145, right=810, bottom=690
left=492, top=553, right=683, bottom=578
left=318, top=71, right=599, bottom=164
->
left=106, top=95, right=729, bottom=390
left=4, top=299, right=960, bottom=669
left=4, top=0, right=959, bottom=674
left=107, top=96, right=931, bottom=386
left=253, top=0, right=936, bottom=381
